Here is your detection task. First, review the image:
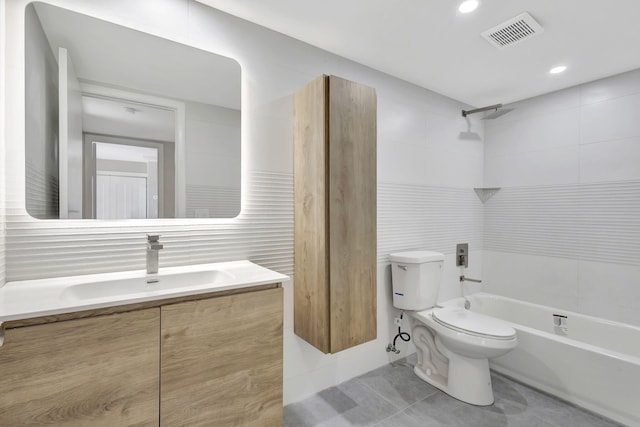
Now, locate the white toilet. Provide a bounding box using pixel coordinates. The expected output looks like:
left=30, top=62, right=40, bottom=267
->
left=389, top=250, right=517, bottom=406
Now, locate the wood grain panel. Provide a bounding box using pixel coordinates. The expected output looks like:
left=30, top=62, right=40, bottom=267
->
left=161, top=287, right=283, bottom=427
left=328, top=76, right=377, bottom=353
left=0, top=309, right=159, bottom=426
left=293, top=75, right=330, bottom=352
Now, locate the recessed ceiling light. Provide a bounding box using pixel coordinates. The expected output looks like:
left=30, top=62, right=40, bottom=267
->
left=549, top=65, right=567, bottom=74
left=459, top=0, right=479, bottom=14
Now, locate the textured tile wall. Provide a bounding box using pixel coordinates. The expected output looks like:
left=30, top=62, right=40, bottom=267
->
left=484, top=182, right=640, bottom=266
left=5, top=171, right=293, bottom=281
left=483, top=69, right=640, bottom=326
left=377, top=183, right=483, bottom=263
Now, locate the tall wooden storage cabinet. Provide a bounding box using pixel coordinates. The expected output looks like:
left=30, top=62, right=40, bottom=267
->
left=294, top=75, right=377, bottom=354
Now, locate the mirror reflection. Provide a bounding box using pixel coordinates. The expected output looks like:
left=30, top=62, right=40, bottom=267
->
left=25, top=2, right=241, bottom=219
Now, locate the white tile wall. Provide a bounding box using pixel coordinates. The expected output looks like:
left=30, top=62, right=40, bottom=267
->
left=577, top=261, right=640, bottom=326
left=486, top=68, right=640, bottom=188
left=484, top=108, right=580, bottom=158
left=0, top=0, right=6, bottom=286
left=484, top=145, right=580, bottom=187
left=580, top=137, right=640, bottom=183
left=1, top=0, right=484, bottom=404
left=580, top=92, right=640, bottom=145
left=483, top=68, right=640, bottom=326
left=483, top=250, right=579, bottom=312
left=580, top=69, right=640, bottom=105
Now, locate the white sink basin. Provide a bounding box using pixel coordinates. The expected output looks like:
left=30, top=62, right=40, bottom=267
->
left=0, top=260, right=289, bottom=322
left=61, top=270, right=235, bottom=301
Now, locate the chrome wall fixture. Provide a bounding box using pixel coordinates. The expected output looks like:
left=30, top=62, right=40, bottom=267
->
left=461, top=103, right=503, bottom=117
left=461, top=103, right=512, bottom=120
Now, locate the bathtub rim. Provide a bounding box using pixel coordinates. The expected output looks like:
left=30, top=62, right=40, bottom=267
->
left=442, top=292, right=640, bottom=366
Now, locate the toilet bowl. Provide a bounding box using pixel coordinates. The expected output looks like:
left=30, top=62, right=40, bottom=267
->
left=389, top=250, right=517, bottom=406
left=411, top=305, right=517, bottom=405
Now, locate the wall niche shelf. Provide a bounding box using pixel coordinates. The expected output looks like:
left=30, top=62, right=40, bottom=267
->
left=474, top=187, right=501, bottom=203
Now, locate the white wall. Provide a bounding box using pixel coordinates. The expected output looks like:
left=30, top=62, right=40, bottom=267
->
left=184, top=101, right=240, bottom=218
left=483, top=69, right=640, bottom=327
left=2, top=0, right=484, bottom=404
left=60, top=49, right=83, bottom=218
left=0, top=0, right=6, bottom=287
left=24, top=3, right=59, bottom=218
left=59, top=47, right=83, bottom=218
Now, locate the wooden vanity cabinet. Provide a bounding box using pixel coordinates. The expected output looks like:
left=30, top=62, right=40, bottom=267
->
left=0, top=285, right=283, bottom=427
left=160, top=287, right=283, bottom=427
left=0, top=308, right=160, bottom=426
left=294, top=75, right=377, bottom=353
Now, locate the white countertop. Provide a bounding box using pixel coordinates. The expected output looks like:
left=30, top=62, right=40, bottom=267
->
left=0, top=260, right=289, bottom=322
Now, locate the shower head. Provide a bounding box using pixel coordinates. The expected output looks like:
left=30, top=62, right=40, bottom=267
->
left=461, top=103, right=512, bottom=120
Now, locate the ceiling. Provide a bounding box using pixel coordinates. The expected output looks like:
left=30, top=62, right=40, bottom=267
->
left=83, top=96, right=175, bottom=142
left=196, top=0, right=640, bottom=107
left=34, top=2, right=241, bottom=110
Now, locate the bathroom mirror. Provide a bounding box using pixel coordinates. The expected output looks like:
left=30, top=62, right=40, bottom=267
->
left=25, top=2, right=241, bottom=219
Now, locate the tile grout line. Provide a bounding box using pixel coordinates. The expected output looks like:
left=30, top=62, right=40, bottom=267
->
left=393, top=394, right=440, bottom=425
left=352, top=378, right=407, bottom=419
left=353, top=371, right=441, bottom=425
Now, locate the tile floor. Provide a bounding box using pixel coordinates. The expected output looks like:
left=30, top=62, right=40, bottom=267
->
left=283, top=355, right=623, bottom=426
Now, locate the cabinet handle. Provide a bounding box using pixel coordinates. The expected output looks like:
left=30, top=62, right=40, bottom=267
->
left=0, top=322, right=4, bottom=347
left=397, top=265, right=408, bottom=271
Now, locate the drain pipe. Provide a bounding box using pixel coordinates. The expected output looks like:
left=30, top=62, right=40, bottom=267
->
left=386, top=312, right=411, bottom=354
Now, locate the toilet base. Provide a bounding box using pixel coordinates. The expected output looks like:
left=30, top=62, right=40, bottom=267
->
left=414, top=354, right=494, bottom=406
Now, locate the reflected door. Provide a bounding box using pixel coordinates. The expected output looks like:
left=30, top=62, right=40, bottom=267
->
left=85, top=138, right=163, bottom=219
left=96, top=174, right=147, bottom=220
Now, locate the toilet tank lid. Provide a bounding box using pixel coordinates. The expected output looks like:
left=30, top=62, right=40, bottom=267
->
left=389, top=251, right=444, bottom=263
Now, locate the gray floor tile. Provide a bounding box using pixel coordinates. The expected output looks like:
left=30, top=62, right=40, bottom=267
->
left=403, top=391, right=510, bottom=427
left=330, top=379, right=401, bottom=426
left=491, top=372, right=531, bottom=411
left=404, top=353, right=418, bottom=364
left=284, top=360, right=623, bottom=427
left=318, top=386, right=360, bottom=414
left=283, top=394, right=341, bottom=427
left=357, top=359, right=439, bottom=410
left=285, top=378, right=399, bottom=427
left=373, top=411, right=424, bottom=427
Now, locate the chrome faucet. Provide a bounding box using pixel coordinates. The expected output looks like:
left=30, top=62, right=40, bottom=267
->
left=460, top=276, right=481, bottom=310
left=146, top=234, right=163, bottom=274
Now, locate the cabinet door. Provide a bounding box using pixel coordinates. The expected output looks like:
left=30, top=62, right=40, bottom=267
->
left=294, top=75, right=331, bottom=352
left=328, top=76, right=377, bottom=353
left=0, top=309, right=160, bottom=426
left=161, top=287, right=283, bottom=427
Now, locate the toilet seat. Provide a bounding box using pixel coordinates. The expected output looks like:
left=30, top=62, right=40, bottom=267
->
left=432, top=306, right=516, bottom=340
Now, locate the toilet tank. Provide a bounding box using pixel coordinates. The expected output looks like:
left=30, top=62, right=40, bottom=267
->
left=389, top=251, right=445, bottom=310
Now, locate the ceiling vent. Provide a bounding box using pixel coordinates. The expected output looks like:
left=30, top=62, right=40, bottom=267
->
left=481, top=12, right=543, bottom=49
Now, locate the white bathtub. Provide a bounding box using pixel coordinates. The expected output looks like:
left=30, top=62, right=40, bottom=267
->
left=442, top=293, right=640, bottom=426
